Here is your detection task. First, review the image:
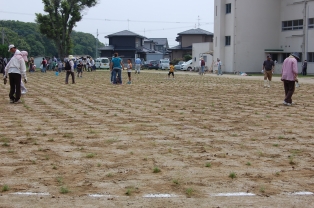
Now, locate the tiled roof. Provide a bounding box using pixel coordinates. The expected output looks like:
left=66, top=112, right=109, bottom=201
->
left=105, top=30, right=145, bottom=38
left=178, top=28, right=213, bottom=35
left=149, top=38, right=168, bottom=46
left=169, top=45, right=192, bottom=50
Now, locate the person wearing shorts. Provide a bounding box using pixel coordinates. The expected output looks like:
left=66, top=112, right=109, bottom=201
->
left=168, top=64, right=174, bottom=78
left=135, top=57, right=141, bottom=74
left=263, top=54, right=274, bottom=88
left=127, top=59, right=132, bottom=84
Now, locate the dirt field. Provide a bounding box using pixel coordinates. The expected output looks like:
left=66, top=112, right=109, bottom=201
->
left=0, top=70, right=314, bottom=208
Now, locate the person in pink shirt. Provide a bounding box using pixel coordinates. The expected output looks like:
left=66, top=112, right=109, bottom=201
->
left=281, top=52, right=299, bottom=106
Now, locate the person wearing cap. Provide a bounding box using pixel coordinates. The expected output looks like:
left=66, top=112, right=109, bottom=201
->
left=281, top=52, right=299, bottom=106
left=3, top=44, right=27, bottom=103
left=302, top=60, right=307, bottom=76
left=262, top=54, right=275, bottom=88
left=199, top=57, right=205, bottom=75
left=65, top=55, right=75, bottom=84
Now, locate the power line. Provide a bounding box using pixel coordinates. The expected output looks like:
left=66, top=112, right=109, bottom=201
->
left=0, top=11, right=213, bottom=24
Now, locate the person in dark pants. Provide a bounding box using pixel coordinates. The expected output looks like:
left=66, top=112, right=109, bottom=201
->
left=302, top=60, right=307, bottom=76
left=263, top=54, right=275, bottom=88
left=281, top=52, right=299, bottom=106
left=3, top=44, right=28, bottom=103
left=110, top=53, right=124, bottom=85
left=65, top=55, right=75, bottom=84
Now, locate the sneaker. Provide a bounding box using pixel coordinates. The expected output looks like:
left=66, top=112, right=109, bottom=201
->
left=283, top=101, right=291, bottom=106
left=14, top=99, right=21, bottom=103
left=10, top=99, right=14, bottom=103
left=296, top=83, right=300, bottom=88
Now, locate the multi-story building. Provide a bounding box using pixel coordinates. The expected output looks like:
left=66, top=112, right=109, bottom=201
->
left=214, top=0, right=314, bottom=74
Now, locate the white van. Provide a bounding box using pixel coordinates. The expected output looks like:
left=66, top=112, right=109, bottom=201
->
left=95, top=57, right=110, bottom=69
left=159, top=59, right=170, bottom=70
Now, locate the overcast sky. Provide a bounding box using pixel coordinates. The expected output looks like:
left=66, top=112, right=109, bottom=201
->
left=0, top=0, right=214, bottom=48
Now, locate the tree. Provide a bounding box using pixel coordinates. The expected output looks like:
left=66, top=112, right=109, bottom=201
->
left=36, top=0, right=98, bottom=59
left=184, top=54, right=192, bottom=62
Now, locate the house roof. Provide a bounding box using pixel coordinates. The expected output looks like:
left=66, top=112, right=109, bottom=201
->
left=178, top=28, right=213, bottom=36
left=168, top=45, right=192, bottom=50
left=149, top=38, right=168, bottom=46
left=105, top=30, right=146, bottom=38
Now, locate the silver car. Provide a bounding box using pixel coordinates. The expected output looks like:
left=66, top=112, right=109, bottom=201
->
left=174, top=61, right=185, bottom=70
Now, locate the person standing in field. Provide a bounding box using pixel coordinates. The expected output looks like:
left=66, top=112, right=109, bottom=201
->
left=65, top=55, right=75, bottom=84
left=77, top=60, right=83, bottom=78
left=302, top=60, right=307, bottom=76
left=41, top=58, right=47, bottom=73
left=281, top=52, right=299, bottom=106
left=127, top=59, right=132, bottom=84
left=168, top=64, right=175, bottom=79
left=110, top=53, right=124, bottom=84
left=3, top=44, right=28, bottom=103
left=217, top=58, right=222, bottom=75
left=135, top=57, right=141, bottom=74
left=262, top=55, right=275, bottom=88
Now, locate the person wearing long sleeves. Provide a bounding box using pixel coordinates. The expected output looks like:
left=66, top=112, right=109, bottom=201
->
left=281, top=52, right=299, bottom=106
left=3, top=44, right=27, bottom=103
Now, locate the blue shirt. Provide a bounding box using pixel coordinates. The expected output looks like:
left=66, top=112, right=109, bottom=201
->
left=112, top=57, right=122, bottom=69
left=135, top=58, right=141, bottom=64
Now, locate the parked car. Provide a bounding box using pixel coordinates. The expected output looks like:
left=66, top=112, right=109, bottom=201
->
left=181, top=59, right=193, bottom=71
left=95, top=57, right=110, bottom=69
left=174, top=61, right=185, bottom=70
left=159, top=59, right=170, bottom=70
left=142, top=60, right=159, bottom=70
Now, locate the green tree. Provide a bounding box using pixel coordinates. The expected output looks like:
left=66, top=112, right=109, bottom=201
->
left=35, top=0, right=98, bottom=59
left=184, top=54, right=192, bottom=62
left=0, top=44, right=10, bottom=58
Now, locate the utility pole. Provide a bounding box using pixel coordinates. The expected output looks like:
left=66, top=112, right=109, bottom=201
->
left=198, top=16, right=201, bottom=28
left=95, top=29, right=99, bottom=58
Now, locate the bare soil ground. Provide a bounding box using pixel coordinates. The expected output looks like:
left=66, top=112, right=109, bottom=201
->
left=0, top=70, right=314, bottom=208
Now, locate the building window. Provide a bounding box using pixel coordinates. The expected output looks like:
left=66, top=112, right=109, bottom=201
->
left=282, top=19, right=303, bottom=31
left=308, top=52, right=314, bottom=62
left=226, top=3, right=231, bottom=14
left=225, top=36, right=231, bottom=46
left=309, top=18, right=314, bottom=29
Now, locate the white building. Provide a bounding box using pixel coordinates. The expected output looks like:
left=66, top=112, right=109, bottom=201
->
left=214, top=0, right=314, bottom=74
left=192, top=42, right=213, bottom=70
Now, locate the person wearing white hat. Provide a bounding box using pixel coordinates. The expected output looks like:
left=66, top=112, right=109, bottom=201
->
left=65, top=55, right=75, bottom=84
left=3, top=44, right=28, bottom=103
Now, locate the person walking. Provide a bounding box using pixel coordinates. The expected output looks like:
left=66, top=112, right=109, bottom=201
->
left=3, top=44, right=28, bottom=103
left=217, top=58, right=222, bottom=75
left=199, top=57, right=205, bottom=75
left=281, top=52, right=299, bottom=106
left=302, top=60, right=307, bottom=76
left=127, top=59, right=132, bottom=84
left=65, top=55, right=75, bottom=84
left=168, top=64, right=175, bottom=79
left=110, top=53, right=124, bottom=84
left=263, top=55, right=275, bottom=88
left=41, top=58, right=47, bottom=73
left=135, top=57, right=141, bottom=74
left=77, top=60, right=83, bottom=78
left=29, top=57, right=35, bottom=72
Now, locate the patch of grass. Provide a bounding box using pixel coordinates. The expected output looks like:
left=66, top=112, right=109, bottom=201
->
left=60, top=186, right=69, bottom=194
left=186, top=188, right=194, bottom=198
left=52, top=165, right=57, bottom=170
left=205, top=162, right=211, bottom=168
left=2, top=184, right=9, bottom=192
left=2, top=142, right=10, bottom=147
left=289, top=155, right=296, bottom=165
left=97, top=163, right=101, bottom=167
left=48, top=138, right=55, bottom=142
left=275, top=172, right=280, bottom=176
left=57, top=177, right=63, bottom=185
left=229, top=172, right=237, bottom=179
left=125, top=189, right=132, bottom=196
left=172, top=179, right=180, bottom=185
left=246, top=162, right=251, bottom=166
left=106, top=173, right=113, bottom=177
left=63, top=133, right=74, bottom=138
left=278, top=136, right=284, bottom=139
left=259, top=186, right=265, bottom=193
left=86, top=153, right=96, bottom=158
left=273, top=144, right=279, bottom=147
left=153, top=167, right=161, bottom=173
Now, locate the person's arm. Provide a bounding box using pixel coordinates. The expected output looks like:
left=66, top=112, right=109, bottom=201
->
left=20, top=59, right=27, bottom=82
left=292, top=59, right=298, bottom=77
left=120, top=60, right=124, bottom=70
left=110, top=62, right=113, bottom=71
left=272, top=62, right=275, bottom=73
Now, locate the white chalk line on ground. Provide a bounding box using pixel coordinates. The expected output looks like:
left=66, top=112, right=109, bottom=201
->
left=8, top=191, right=313, bottom=198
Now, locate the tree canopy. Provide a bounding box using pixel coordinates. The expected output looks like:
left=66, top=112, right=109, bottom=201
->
left=0, top=20, right=104, bottom=58
left=35, top=0, right=98, bottom=59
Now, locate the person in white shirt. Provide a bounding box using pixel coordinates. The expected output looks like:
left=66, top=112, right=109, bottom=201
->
left=217, top=58, right=222, bottom=75
left=3, top=44, right=27, bottom=103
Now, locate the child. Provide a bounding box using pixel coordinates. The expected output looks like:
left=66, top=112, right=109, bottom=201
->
left=58, top=61, right=63, bottom=73
left=168, top=64, right=175, bottom=79
left=127, top=59, right=132, bottom=84
left=77, top=60, right=83, bottom=78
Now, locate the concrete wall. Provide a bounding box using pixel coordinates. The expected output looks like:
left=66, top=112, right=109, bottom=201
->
left=171, top=50, right=192, bottom=60
left=146, top=53, right=164, bottom=61
left=181, top=35, right=208, bottom=47
left=192, top=42, right=213, bottom=69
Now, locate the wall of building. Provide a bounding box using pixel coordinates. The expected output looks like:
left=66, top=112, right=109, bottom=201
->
left=192, top=42, right=213, bottom=69
left=181, top=35, right=205, bottom=47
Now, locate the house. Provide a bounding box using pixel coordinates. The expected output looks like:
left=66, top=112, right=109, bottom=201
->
left=149, top=38, right=170, bottom=55
left=192, top=42, right=214, bottom=70
left=143, top=38, right=170, bottom=60
left=169, top=28, right=214, bottom=60
left=214, top=0, right=314, bottom=74
left=99, top=30, right=146, bottom=59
